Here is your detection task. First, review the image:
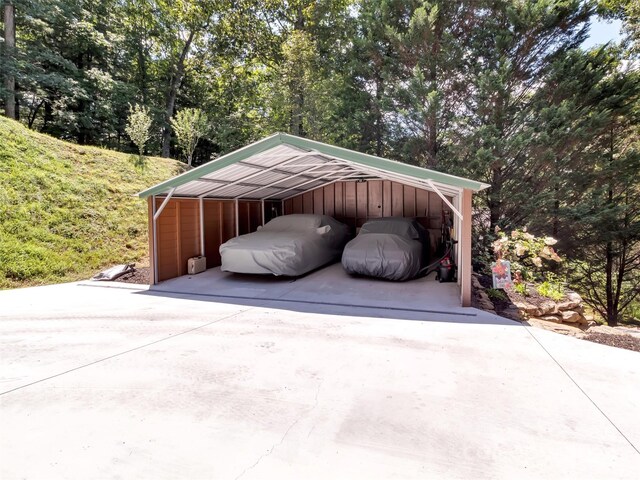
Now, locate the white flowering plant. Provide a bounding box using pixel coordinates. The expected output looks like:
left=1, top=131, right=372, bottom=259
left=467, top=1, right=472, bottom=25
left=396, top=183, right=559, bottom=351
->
left=492, top=227, right=563, bottom=282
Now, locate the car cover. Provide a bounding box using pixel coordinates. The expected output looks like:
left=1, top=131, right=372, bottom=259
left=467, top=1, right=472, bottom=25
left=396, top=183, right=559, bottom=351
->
left=220, top=214, right=349, bottom=276
left=341, top=233, right=423, bottom=281
left=341, top=217, right=428, bottom=281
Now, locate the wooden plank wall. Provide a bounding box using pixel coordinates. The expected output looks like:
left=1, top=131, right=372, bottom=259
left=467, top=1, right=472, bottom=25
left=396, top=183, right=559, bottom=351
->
left=153, top=198, right=263, bottom=282
left=151, top=182, right=453, bottom=283
left=153, top=198, right=201, bottom=282
left=283, top=180, right=451, bottom=231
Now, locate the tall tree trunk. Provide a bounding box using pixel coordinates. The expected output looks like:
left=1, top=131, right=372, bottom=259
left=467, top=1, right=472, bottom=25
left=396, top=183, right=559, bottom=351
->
left=424, top=12, right=443, bottom=167
left=161, top=30, right=195, bottom=158
left=605, top=128, right=617, bottom=326
left=488, top=167, right=502, bottom=230
left=289, top=6, right=305, bottom=137
left=374, top=68, right=383, bottom=156
left=3, top=1, right=16, bottom=119
left=605, top=240, right=615, bottom=326
left=137, top=36, right=148, bottom=104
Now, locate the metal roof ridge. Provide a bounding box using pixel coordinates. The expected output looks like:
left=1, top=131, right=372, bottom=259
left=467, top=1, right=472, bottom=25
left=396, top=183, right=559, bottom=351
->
left=276, top=133, right=490, bottom=191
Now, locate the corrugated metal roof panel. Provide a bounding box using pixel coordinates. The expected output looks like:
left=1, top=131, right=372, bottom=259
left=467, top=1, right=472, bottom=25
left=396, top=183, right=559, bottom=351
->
left=138, top=133, right=490, bottom=199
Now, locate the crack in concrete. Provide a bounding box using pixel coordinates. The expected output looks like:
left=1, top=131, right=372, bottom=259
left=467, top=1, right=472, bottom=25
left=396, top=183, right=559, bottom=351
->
left=234, top=380, right=323, bottom=480
left=523, top=324, right=640, bottom=456
left=0, top=307, right=255, bottom=396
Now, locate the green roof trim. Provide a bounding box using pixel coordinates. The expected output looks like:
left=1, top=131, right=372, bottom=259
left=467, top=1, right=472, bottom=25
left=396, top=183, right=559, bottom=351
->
left=277, top=133, right=489, bottom=192
left=138, top=133, right=489, bottom=199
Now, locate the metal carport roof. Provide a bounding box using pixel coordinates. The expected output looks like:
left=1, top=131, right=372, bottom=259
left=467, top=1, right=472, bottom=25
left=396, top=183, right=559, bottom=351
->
left=137, top=133, right=490, bottom=204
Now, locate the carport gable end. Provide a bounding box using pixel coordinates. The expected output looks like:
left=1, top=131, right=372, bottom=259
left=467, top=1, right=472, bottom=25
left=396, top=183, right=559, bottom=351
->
left=138, top=133, right=489, bottom=307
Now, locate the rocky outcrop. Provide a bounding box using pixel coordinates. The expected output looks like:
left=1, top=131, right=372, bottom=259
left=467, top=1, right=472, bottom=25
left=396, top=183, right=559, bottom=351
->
left=524, top=292, right=591, bottom=326
left=471, top=273, right=592, bottom=328
left=472, top=275, right=495, bottom=311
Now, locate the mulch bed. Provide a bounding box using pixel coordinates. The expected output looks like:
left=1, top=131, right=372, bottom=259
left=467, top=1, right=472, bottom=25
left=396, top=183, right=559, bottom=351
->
left=114, top=266, right=151, bottom=285
left=582, top=332, right=640, bottom=353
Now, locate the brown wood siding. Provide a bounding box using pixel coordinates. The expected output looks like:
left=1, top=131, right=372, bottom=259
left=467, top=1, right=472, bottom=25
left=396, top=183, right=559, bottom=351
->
left=154, top=199, right=180, bottom=282
left=178, top=200, right=200, bottom=276
left=283, top=180, right=452, bottom=233
left=154, top=197, right=265, bottom=282
left=203, top=200, right=223, bottom=268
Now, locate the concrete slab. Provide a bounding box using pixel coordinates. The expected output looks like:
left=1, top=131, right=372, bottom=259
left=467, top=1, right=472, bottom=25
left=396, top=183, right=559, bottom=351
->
left=152, top=263, right=462, bottom=314
left=1, top=282, right=639, bottom=479
left=526, top=327, right=640, bottom=449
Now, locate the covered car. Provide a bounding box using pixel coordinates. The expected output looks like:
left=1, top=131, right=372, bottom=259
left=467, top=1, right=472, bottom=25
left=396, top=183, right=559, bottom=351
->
left=341, top=217, right=429, bottom=281
left=220, top=214, right=350, bottom=276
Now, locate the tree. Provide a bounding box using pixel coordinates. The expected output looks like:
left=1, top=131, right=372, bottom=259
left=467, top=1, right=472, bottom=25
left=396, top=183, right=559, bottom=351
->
left=442, top=0, right=592, bottom=230
left=2, top=0, right=16, bottom=119
left=170, top=107, right=209, bottom=166
left=125, top=104, right=152, bottom=157
left=565, top=66, right=640, bottom=326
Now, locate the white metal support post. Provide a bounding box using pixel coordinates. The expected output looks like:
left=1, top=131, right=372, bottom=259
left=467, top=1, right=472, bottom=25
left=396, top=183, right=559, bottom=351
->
left=199, top=197, right=205, bottom=256
left=234, top=198, right=240, bottom=236
left=426, top=180, right=463, bottom=221
left=152, top=195, right=157, bottom=285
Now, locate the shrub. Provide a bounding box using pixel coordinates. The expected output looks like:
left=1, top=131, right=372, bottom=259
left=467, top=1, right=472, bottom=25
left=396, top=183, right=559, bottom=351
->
left=170, top=108, right=209, bottom=167
left=486, top=288, right=508, bottom=301
left=513, top=282, right=529, bottom=296
left=125, top=105, right=152, bottom=157
left=537, top=273, right=565, bottom=301
left=492, top=228, right=562, bottom=282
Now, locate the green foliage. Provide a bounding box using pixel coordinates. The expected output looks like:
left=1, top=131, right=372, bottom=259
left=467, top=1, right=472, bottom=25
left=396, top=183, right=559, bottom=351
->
left=170, top=108, right=209, bottom=167
left=492, top=228, right=563, bottom=282
left=486, top=288, right=508, bottom=301
left=537, top=273, right=566, bottom=302
left=513, top=282, right=529, bottom=296
left=0, top=117, right=182, bottom=289
left=125, top=105, right=153, bottom=157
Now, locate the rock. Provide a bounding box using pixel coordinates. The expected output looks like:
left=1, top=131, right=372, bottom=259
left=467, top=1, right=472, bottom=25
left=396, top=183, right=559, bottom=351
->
left=514, top=301, right=541, bottom=317
left=538, top=300, right=558, bottom=316
left=479, top=299, right=495, bottom=311
left=576, top=315, right=589, bottom=325
left=471, top=275, right=482, bottom=289
left=529, top=315, right=563, bottom=324
left=557, top=291, right=582, bottom=311
left=527, top=318, right=584, bottom=337
left=561, top=310, right=582, bottom=323
left=502, top=307, right=523, bottom=321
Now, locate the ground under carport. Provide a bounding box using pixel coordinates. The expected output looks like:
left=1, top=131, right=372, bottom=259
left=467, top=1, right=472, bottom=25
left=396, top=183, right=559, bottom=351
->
left=1, top=283, right=639, bottom=479
left=151, top=263, right=463, bottom=314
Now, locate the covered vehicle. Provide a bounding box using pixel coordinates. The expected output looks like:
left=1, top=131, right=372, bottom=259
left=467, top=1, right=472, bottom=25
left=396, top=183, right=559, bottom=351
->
left=220, top=214, right=350, bottom=276
left=341, top=217, right=429, bottom=281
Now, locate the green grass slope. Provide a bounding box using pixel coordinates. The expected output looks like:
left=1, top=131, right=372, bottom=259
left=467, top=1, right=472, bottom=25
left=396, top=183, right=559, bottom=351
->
left=0, top=117, right=183, bottom=289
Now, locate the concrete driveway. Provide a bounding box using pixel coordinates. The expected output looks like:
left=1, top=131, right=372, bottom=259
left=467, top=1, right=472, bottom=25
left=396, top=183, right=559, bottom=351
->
left=1, top=282, right=638, bottom=479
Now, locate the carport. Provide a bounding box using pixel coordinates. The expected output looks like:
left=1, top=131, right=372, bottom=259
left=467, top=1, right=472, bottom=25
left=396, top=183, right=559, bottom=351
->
left=138, top=134, right=489, bottom=306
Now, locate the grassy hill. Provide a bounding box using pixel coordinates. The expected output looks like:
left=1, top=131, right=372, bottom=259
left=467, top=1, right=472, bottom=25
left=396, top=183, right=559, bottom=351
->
left=0, top=117, right=183, bottom=289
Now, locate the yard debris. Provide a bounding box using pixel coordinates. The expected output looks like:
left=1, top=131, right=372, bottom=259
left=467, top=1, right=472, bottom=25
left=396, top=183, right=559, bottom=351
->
left=92, top=264, right=135, bottom=281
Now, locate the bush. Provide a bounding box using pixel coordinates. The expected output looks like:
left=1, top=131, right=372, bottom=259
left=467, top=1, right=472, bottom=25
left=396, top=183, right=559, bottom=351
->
left=513, top=282, right=529, bottom=296
left=537, top=273, right=565, bottom=301
left=486, top=288, right=508, bottom=301
left=492, top=228, right=563, bottom=282
left=125, top=105, right=152, bottom=157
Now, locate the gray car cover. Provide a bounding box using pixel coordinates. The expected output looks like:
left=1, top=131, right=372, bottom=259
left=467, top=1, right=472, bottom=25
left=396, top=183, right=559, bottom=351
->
left=341, top=218, right=426, bottom=281
left=220, top=214, right=349, bottom=276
